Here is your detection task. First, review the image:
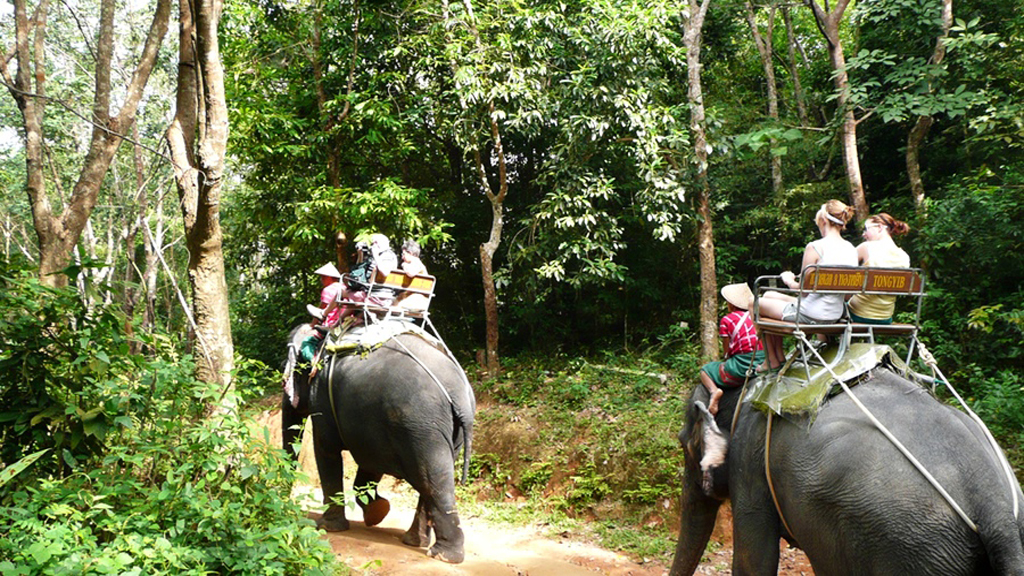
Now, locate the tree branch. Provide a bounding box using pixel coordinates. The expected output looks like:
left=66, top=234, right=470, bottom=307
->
left=58, top=0, right=98, bottom=64
left=117, top=0, right=172, bottom=126
left=1, top=83, right=174, bottom=163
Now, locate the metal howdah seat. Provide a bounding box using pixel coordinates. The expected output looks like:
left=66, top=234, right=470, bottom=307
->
left=333, top=268, right=464, bottom=362
left=341, top=268, right=437, bottom=323
left=753, top=264, right=926, bottom=379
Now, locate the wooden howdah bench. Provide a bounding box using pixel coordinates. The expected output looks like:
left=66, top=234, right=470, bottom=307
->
left=342, top=268, right=437, bottom=323
left=753, top=264, right=926, bottom=373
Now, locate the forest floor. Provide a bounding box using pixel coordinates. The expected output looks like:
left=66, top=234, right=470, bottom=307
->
left=254, top=409, right=814, bottom=575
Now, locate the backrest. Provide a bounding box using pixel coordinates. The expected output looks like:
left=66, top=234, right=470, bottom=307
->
left=376, top=271, right=436, bottom=297
left=799, top=265, right=923, bottom=296
left=360, top=270, right=436, bottom=315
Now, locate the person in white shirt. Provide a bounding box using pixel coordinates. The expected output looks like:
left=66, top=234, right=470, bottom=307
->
left=757, top=199, right=859, bottom=371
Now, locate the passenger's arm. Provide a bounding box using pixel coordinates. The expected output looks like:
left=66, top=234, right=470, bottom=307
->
left=780, top=244, right=818, bottom=290
left=856, top=241, right=870, bottom=265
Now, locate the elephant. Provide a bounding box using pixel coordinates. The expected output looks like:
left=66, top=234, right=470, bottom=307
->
left=671, top=365, right=1024, bottom=575
left=281, top=323, right=475, bottom=563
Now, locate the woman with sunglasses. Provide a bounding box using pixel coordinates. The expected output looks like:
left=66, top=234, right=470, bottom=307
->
left=848, top=213, right=911, bottom=325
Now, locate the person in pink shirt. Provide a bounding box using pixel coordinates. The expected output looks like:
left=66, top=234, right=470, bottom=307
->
left=301, top=263, right=343, bottom=362
left=699, top=283, right=765, bottom=415
left=314, top=263, right=344, bottom=326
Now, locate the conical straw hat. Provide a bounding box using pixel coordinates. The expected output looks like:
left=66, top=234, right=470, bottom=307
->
left=314, top=263, right=342, bottom=278
left=721, top=282, right=754, bottom=311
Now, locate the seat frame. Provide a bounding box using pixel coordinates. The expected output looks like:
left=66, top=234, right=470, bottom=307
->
left=753, top=264, right=926, bottom=379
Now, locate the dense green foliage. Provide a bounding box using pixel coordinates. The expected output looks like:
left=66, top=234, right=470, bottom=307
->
left=0, top=259, right=338, bottom=575
left=2, top=0, right=1023, bottom=569
left=216, top=0, right=1023, bottom=381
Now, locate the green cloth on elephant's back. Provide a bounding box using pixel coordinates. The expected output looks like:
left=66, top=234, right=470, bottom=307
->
left=744, top=343, right=915, bottom=419
left=324, top=320, right=442, bottom=358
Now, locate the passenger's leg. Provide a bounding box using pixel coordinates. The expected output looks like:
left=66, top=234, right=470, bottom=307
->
left=699, top=369, right=724, bottom=415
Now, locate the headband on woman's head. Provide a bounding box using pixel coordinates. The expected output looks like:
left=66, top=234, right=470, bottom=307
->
left=817, top=205, right=846, bottom=226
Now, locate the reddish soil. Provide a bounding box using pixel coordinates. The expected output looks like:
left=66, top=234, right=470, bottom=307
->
left=255, top=410, right=814, bottom=575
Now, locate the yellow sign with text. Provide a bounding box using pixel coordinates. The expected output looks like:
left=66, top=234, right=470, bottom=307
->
left=803, top=270, right=865, bottom=291
left=801, top=267, right=921, bottom=294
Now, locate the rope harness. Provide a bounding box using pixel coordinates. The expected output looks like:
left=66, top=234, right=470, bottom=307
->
left=917, top=342, right=1019, bottom=521
left=761, top=333, right=998, bottom=538
left=322, top=331, right=473, bottom=460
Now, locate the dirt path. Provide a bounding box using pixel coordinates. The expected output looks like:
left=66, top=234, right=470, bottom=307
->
left=255, top=409, right=811, bottom=575
left=313, top=503, right=665, bottom=575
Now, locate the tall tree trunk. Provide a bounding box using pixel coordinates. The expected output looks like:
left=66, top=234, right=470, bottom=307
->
left=166, top=0, right=234, bottom=394
left=310, top=1, right=360, bottom=190
left=906, top=0, right=952, bottom=220
left=684, top=0, right=718, bottom=360
left=806, top=0, right=868, bottom=222
left=745, top=1, right=783, bottom=194
left=906, top=116, right=933, bottom=218
left=142, top=190, right=165, bottom=336
left=4, top=0, right=170, bottom=287
left=782, top=6, right=809, bottom=127
left=475, top=108, right=508, bottom=378
left=449, top=0, right=508, bottom=377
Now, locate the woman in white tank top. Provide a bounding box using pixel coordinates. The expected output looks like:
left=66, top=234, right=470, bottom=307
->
left=757, top=200, right=858, bottom=371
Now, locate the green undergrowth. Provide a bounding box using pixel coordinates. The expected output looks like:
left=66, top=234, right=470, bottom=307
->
left=464, top=339, right=1024, bottom=565
left=0, top=260, right=341, bottom=575
left=463, top=346, right=701, bottom=565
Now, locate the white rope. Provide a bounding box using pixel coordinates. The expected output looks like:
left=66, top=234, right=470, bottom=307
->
left=391, top=336, right=455, bottom=407
left=796, top=334, right=980, bottom=533
left=917, top=342, right=1019, bottom=520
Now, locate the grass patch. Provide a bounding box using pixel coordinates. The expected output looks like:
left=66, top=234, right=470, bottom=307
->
left=466, top=344, right=699, bottom=565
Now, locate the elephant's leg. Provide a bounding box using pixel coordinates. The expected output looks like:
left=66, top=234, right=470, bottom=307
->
left=421, top=462, right=465, bottom=563
left=401, top=494, right=432, bottom=548
left=281, top=393, right=303, bottom=461
left=353, top=468, right=390, bottom=527
left=311, top=412, right=349, bottom=532
left=730, top=491, right=782, bottom=575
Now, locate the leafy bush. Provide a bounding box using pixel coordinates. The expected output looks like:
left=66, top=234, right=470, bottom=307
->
left=0, top=258, right=339, bottom=574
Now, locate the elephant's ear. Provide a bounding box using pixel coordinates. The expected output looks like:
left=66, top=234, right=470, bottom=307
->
left=694, top=400, right=729, bottom=496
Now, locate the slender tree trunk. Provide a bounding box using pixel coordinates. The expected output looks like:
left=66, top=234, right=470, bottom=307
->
left=806, top=0, right=868, bottom=222
left=906, top=0, right=952, bottom=220
left=449, top=0, right=508, bottom=377
left=782, top=7, right=809, bottom=127
left=475, top=107, right=508, bottom=377
left=4, top=0, right=170, bottom=287
left=685, top=0, right=718, bottom=360
left=142, top=190, right=164, bottom=335
left=311, top=2, right=359, bottom=190
left=906, top=116, right=933, bottom=217
left=166, top=0, right=234, bottom=394
left=745, top=1, right=782, bottom=194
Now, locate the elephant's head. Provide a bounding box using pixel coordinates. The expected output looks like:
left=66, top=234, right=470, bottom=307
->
left=678, top=386, right=738, bottom=499
left=670, top=386, right=740, bottom=575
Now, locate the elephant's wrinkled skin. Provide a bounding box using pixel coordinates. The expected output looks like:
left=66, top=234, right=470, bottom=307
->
left=282, top=328, right=475, bottom=563
left=671, top=367, right=1024, bottom=575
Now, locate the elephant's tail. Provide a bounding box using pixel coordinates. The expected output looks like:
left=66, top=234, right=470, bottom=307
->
left=461, top=424, right=472, bottom=485
left=980, top=512, right=1024, bottom=575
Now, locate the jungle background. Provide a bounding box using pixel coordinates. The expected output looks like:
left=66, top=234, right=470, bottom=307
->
left=1, top=0, right=1022, bottom=572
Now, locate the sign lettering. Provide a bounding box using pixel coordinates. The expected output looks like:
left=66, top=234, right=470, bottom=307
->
left=870, top=275, right=907, bottom=290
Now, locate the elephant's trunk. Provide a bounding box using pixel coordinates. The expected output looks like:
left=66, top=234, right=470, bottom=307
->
left=669, top=469, right=722, bottom=576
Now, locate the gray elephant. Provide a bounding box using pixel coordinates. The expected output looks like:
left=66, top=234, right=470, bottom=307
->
left=671, top=366, right=1024, bottom=575
left=281, top=324, right=475, bottom=563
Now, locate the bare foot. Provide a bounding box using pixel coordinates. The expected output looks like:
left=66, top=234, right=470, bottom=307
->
left=708, top=388, right=723, bottom=415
